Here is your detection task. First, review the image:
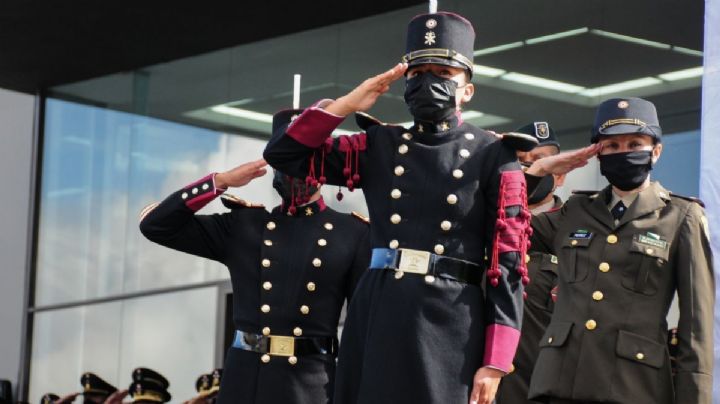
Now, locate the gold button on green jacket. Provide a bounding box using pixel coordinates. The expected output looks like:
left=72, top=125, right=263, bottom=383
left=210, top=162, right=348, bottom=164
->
left=527, top=182, right=714, bottom=404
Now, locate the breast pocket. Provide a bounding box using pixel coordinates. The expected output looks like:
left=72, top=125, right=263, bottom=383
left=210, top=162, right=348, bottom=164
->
left=560, top=237, right=592, bottom=283
left=621, top=238, right=670, bottom=296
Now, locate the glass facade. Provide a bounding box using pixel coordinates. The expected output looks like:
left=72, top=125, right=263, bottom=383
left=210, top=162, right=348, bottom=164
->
left=29, top=1, right=703, bottom=401
left=29, top=287, right=218, bottom=401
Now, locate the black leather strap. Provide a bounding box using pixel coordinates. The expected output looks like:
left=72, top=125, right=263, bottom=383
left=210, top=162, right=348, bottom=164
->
left=370, top=248, right=483, bottom=286
left=232, top=331, right=338, bottom=356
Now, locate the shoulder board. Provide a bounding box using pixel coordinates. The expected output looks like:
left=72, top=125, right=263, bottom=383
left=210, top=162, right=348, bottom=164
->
left=139, top=202, right=160, bottom=222
left=354, top=112, right=402, bottom=131
left=351, top=211, right=370, bottom=223
left=571, top=190, right=600, bottom=197
left=355, top=112, right=385, bottom=131
left=502, top=132, right=538, bottom=152
left=669, top=192, right=705, bottom=208
left=221, top=194, right=265, bottom=209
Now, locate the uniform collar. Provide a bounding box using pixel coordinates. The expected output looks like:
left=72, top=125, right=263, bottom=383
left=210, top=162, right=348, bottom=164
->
left=530, top=195, right=563, bottom=215
left=410, top=111, right=463, bottom=134
left=614, top=181, right=669, bottom=227
left=586, top=182, right=668, bottom=228
left=279, top=197, right=327, bottom=217
left=609, top=189, right=640, bottom=210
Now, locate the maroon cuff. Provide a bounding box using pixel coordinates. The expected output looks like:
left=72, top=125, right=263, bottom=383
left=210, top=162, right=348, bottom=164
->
left=286, top=100, right=345, bottom=148
left=483, top=324, right=521, bottom=372
left=182, top=173, right=226, bottom=211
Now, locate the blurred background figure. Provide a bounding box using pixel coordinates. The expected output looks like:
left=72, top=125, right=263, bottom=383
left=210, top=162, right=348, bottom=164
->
left=79, top=373, right=116, bottom=404
left=127, top=368, right=170, bottom=404
left=184, top=369, right=222, bottom=404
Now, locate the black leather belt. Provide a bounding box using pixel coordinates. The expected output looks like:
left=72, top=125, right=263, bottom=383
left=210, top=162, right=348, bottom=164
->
left=369, top=248, right=483, bottom=286
left=232, top=330, right=338, bottom=357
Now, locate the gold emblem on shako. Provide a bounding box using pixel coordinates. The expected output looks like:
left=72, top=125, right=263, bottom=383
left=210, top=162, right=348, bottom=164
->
left=424, top=31, right=436, bottom=45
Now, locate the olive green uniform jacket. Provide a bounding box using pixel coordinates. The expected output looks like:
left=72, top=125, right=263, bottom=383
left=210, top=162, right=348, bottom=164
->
left=527, top=182, right=714, bottom=404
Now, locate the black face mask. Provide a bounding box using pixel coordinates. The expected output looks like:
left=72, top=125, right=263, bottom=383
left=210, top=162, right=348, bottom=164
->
left=272, top=171, right=318, bottom=207
left=598, top=150, right=653, bottom=191
left=404, top=72, right=458, bottom=123
left=521, top=162, right=555, bottom=205
left=528, top=174, right=555, bottom=205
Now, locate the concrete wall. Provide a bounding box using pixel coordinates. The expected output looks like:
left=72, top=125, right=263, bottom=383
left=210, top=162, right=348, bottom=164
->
left=0, top=88, right=35, bottom=401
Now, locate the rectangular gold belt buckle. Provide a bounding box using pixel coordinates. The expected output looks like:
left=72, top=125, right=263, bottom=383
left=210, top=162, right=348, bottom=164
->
left=269, top=335, right=295, bottom=357
left=398, top=248, right=431, bottom=274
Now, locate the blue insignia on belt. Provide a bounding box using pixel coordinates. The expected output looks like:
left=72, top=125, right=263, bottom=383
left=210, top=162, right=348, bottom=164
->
left=569, top=230, right=593, bottom=239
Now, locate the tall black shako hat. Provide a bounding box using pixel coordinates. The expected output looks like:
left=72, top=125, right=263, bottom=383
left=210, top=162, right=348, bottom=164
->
left=515, top=121, right=560, bottom=151
left=401, top=12, right=475, bottom=76
left=592, top=97, right=662, bottom=143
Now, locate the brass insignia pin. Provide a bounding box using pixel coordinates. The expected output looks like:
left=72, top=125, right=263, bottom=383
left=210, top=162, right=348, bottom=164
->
left=534, top=122, right=549, bottom=139
left=424, top=31, right=436, bottom=46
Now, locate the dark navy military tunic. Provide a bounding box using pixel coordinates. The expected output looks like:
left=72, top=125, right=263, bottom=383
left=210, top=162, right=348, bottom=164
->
left=139, top=175, right=370, bottom=404
left=263, top=102, right=530, bottom=404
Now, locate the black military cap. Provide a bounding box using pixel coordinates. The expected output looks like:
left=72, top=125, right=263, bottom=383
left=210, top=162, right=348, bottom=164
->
left=80, top=373, right=117, bottom=398
left=591, top=97, right=662, bottom=143
left=128, top=380, right=171, bottom=403
left=132, top=368, right=169, bottom=390
left=209, top=369, right=222, bottom=394
left=515, top=121, right=560, bottom=151
left=39, top=394, right=59, bottom=404
left=272, top=109, right=304, bottom=134
left=195, top=374, right=212, bottom=395
left=401, top=12, right=475, bottom=75
left=195, top=369, right=222, bottom=397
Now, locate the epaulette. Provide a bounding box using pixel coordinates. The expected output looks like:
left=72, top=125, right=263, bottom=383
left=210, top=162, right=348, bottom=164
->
left=354, top=112, right=402, bottom=131
left=502, top=132, right=539, bottom=152
left=139, top=202, right=160, bottom=222
left=571, top=190, right=600, bottom=197
left=221, top=194, right=265, bottom=210
left=669, top=192, right=705, bottom=208
left=351, top=211, right=370, bottom=223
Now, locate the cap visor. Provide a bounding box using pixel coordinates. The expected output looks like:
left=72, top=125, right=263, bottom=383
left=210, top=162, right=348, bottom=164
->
left=503, top=132, right=539, bottom=152
left=598, top=123, right=652, bottom=136
left=407, top=57, right=469, bottom=71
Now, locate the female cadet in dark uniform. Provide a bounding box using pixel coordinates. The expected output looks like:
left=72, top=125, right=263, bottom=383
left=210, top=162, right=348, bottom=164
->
left=139, top=110, right=371, bottom=404
left=524, top=97, right=714, bottom=404
left=264, top=11, right=530, bottom=404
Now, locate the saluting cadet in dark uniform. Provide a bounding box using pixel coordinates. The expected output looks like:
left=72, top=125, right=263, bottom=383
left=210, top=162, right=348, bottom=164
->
left=139, top=110, right=371, bottom=404
left=524, top=97, right=714, bottom=403
left=80, top=373, right=117, bottom=404
left=40, top=394, right=62, bottom=404
left=496, top=122, right=564, bottom=404
left=263, top=11, right=531, bottom=404
left=128, top=368, right=171, bottom=404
